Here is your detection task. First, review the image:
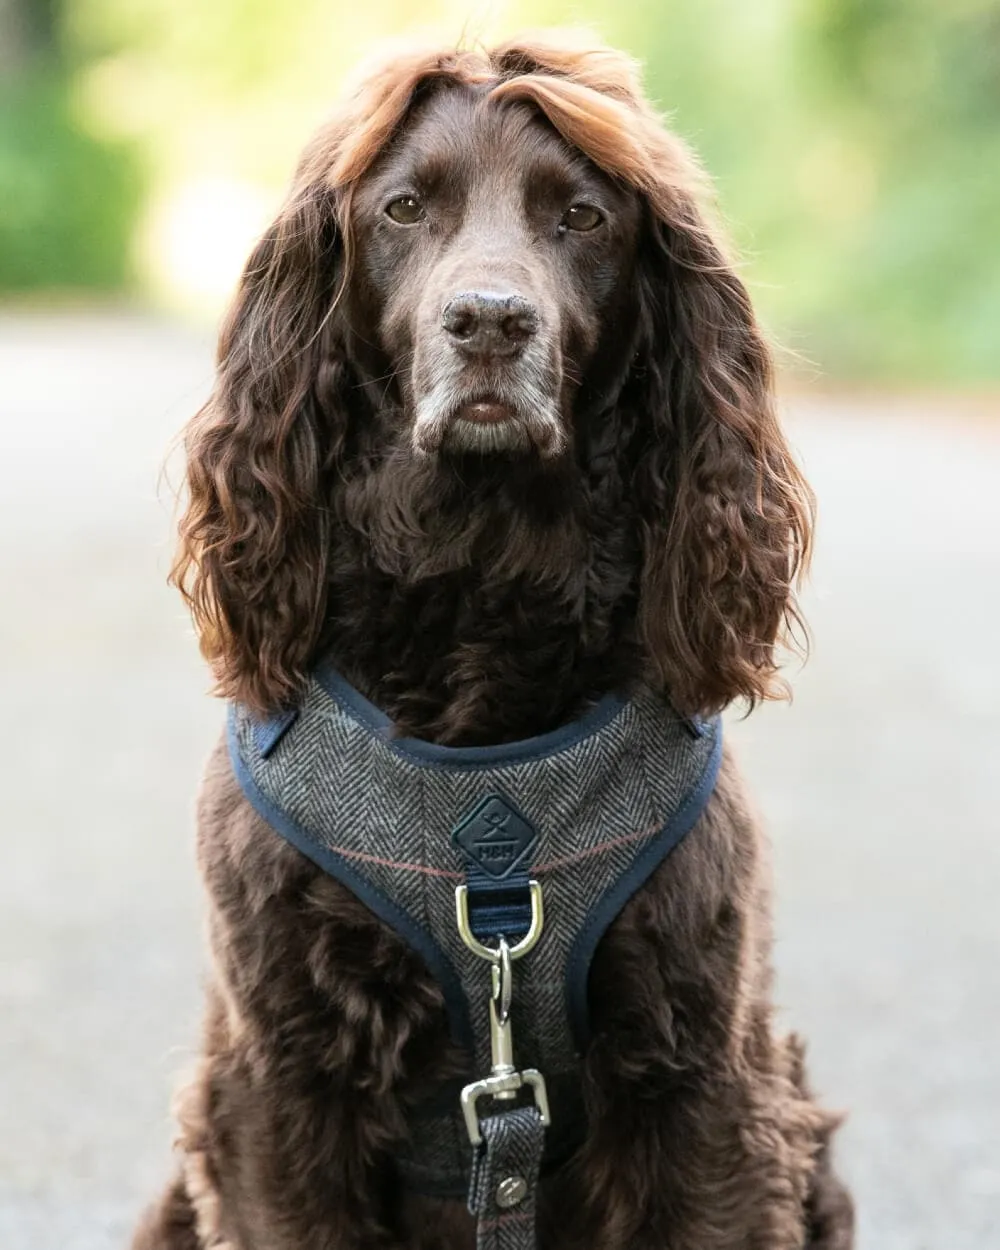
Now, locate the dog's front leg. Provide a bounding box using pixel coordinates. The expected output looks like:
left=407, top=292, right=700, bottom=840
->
left=133, top=750, right=465, bottom=1250
left=160, top=955, right=477, bottom=1250
left=159, top=981, right=417, bottom=1250
left=132, top=970, right=423, bottom=1250
left=540, top=796, right=850, bottom=1250
left=556, top=1029, right=839, bottom=1250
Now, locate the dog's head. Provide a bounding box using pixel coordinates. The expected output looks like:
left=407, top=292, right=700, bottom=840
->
left=175, top=36, right=812, bottom=717
left=347, top=67, right=642, bottom=461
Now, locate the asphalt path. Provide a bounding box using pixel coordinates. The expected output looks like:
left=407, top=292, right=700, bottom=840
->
left=0, top=312, right=997, bottom=1249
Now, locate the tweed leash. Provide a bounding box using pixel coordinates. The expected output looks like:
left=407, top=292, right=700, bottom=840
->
left=468, top=1106, right=546, bottom=1250
left=456, top=873, right=549, bottom=1250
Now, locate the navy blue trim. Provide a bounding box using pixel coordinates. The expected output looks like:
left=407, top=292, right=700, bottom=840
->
left=564, top=718, right=725, bottom=1049
left=252, top=707, right=299, bottom=759
left=315, top=663, right=626, bottom=770
left=682, top=714, right=711, bottom=740
left=226, top=708, right=474, bottom=1053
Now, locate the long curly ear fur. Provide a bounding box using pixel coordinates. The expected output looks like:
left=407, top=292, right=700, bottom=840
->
left=488, top=38, right=814, bottom=714
left=169, top=48, right=429, bottom=715
left=629, top=204, right=814, bottom=715
left=169, top=168, right=347, bottom=715
left=170, top=47, right=515, bottom=714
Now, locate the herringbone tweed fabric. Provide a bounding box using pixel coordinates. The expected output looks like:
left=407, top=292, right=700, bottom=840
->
left=229, top=666, right=721, bottom=1194
left=468, top=1106, right=547, bottom=1250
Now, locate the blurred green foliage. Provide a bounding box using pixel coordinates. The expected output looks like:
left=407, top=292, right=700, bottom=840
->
left=601, top=0, right=1000, bottom=381
left=0, top=73, right=140, bottom=289
left=1, top=0, right=997, bottom=382
left=0, top=0, right=140, bottom=291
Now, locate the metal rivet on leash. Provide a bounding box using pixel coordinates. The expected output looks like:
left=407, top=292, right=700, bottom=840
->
left=495, top=1175, right=528, bottom=1208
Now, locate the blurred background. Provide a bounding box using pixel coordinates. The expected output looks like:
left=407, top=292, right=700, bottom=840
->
left=1, top=2, right=997, bottom=1249
left=4, top=0, right=1000, bottom=377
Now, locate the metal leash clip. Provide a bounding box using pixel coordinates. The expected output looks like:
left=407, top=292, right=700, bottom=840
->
left=455, top=884, right=551, bottom=1146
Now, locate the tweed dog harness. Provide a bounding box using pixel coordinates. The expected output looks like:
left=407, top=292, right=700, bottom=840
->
left=229, top=665, right=722, bottom=1249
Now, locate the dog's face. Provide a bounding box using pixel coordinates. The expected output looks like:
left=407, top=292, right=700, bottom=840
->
left=177, top=40, right=814, bottom=718
left=350, top=86, right=641, bottom=459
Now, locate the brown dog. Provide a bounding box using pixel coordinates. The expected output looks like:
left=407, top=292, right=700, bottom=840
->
left=134, top=35, right=854, bottom=1250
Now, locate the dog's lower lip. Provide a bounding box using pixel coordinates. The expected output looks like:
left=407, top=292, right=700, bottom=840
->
left=457, top=401, right=514, bottom=424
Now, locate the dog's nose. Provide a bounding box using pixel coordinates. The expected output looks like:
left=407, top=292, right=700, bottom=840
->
left=441, top=291, right=538, bottom=356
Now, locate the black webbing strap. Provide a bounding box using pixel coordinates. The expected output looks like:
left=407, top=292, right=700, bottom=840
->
left=462, top=861, right=534, bottom=945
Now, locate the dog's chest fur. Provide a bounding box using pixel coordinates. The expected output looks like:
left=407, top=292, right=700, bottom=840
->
left=320, top=436, right=646, bottom=747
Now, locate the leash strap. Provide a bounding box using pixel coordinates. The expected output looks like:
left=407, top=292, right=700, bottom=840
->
left=468, top=1106, right=546, bottom=1250
left=452, top=794, right=550, bottom=1250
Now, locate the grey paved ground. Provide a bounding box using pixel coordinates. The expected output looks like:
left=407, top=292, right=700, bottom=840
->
left=0, top=311, right=997, bottom=1249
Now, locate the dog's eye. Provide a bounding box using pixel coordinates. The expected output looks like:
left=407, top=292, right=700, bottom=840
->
left=385, top=195, right=425, bottom=225
left=560, top=204, right=603, bottom=233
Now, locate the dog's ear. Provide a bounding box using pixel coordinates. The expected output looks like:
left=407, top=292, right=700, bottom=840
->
left=484, top=49, right=812, bottom=715
left=169, top=48, right=473, bottom=715
left=171, top=176, right=350, bottom=715
left=630, top=201, right=813, bottom=716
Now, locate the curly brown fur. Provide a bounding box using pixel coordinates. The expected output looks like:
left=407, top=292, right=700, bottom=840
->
left=138, top=33, right=853, bottom=1250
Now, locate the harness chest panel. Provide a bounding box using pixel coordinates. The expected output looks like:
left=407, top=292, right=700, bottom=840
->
left=229, top=666, right=722, bottom=1194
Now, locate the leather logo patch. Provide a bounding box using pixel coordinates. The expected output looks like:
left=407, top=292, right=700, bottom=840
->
left=452, top=794, right=539, bottom=879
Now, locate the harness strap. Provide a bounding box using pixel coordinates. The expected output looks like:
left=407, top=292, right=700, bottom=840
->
left=468, top=1106, right=546, bottom=1250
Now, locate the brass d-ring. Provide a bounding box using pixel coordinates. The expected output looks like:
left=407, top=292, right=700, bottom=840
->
left=455, top=880, right=544, bottom=962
